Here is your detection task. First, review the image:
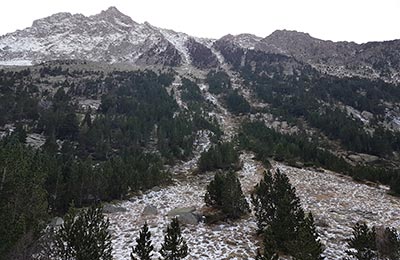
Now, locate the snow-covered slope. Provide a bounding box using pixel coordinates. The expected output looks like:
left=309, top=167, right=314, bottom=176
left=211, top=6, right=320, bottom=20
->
left=0, top=7, right=218, bottom=68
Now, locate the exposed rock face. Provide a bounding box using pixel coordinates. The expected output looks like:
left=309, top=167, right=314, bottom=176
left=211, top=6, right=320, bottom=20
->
left=1, top=7, right=400, bottom=82
left=0, top=7, right=206, bottom=67
left=186, top=38, right=219, bottom=69
left=215, top=30, right=400, bottom=83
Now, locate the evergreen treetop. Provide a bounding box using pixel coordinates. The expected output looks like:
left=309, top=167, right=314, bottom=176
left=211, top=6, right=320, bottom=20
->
left=160, top=217, right=188, bottom=260
left=131, top=222, right=154, bottom=260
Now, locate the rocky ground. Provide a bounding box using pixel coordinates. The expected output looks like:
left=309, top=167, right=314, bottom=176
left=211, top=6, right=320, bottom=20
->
left=107, top=158, right=400, bottom=260
left=107, top=152, right=264, bottom=260
left=280, top=163, right=400, bottom=259
left=106, top=71, right=400, bottom=259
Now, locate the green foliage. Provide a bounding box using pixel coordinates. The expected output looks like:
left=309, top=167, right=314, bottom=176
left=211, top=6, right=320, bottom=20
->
left=251, top=171, right=275, bottom=234
left=267, top=169, right=305, bottom=253
left=205, top=170, right=249, bottom=219
left=160, top=218, right=188, bottom=260
left=180, top=78, right=204, bottom=103
left=240, top=121, right=350, bottom=173
left=346, top=223, right=400, bottom=260
left=198, top=142, right=240, bottom=172
left=131, top=222, right=154, bottom=260
left=377, top=227, right=400, bottom=260
left=253, top=170, right=324, bottom=259
left=241, top=120, right=400, bottom=197
left=54, top=204, right=112, bottom=260
left=308, top=108, right=396, bottom=156
left=0, top=136, right=49, bottom=259
left=47, top=152, right=169, bottom=212
left=157, top=113, right=196, bottom=161
left=289, top=213, right=324, bottom=260
left=235, top=53, right=400, bottom=157
left=225, top=90, right=251, bottom=115
left=346, top=223, right=377, bottom=260
left=0, top=69, right=39, bottom=126
left=206, top=70, right=231, bottom=94
left=390, top=172, right=400, bottom=195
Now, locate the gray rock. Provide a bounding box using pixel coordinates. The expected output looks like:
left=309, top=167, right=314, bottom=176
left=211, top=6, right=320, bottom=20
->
left=168, top=206, right=196, bottom=217
left=177, top=212, right=199, bottom=225
left=151, top=186, right=162, bottom=192
left=167, top=206, right=200, bottom=225
left=361, top=111, right=374, bottom=120
left=50, top=217, right=64, bottom=227
left=103, top=204, right=127, bottom=213
left=211, top=225, right=222, bottom=231
left=348, top=153, right=379, bottom=164
left=142, top=205, right=158, bottom=216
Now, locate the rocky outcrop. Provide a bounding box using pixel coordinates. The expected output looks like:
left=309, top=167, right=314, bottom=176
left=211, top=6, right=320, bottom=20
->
left=0, top=7, right=208, bottom=68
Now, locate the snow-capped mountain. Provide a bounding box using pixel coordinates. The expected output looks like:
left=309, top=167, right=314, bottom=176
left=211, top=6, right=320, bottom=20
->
left=0, top=7, right=218, bottom=68
left=1, top=7, right=400, bottom=82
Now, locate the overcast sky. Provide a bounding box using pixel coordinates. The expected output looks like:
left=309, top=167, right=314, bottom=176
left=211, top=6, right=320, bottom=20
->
left=0, top=0, right=399, bottom=43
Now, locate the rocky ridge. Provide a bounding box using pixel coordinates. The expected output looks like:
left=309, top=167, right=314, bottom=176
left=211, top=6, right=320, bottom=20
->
left=1, top=8, right=400, bottom=82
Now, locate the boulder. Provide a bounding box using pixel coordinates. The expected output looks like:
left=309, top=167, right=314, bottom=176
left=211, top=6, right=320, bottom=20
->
left=103, top=204, right=127, bottom=214
left=359, top=153, right=379, bottom=163
left=151, top=186, right=162, bottom=192
left=142, top=205, right=158, bottom=216
left=168, top=206, right=200, bottom=225
left=50, top=217, right=64, bottom=227
left=348, top=153, right=379, bottom=163
left=361, top=111, right=374, bottom=120
left=167, top=206, right=196, bottom=217
left=177, top=212, right=199, bottom=225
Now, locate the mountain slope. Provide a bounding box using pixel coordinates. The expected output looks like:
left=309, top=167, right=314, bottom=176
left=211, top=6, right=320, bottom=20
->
left=0, top=7, right=218, bottom=68
left=214, top=30, right=400, bottom=83
left=1, top=7, right=400, bottom=83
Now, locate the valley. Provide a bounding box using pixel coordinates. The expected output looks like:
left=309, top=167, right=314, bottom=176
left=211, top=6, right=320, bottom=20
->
left=1, top=6, right=400, bottom=260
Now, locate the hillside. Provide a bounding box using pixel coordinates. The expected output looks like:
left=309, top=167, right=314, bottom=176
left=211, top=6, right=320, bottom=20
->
left=0, top=7, right=400, bottom=260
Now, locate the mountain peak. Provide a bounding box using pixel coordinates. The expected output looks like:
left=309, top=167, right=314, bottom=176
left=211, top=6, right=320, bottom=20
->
left=267, top=29, right=313, bottom=41
left=101, top=6, right=124, bottom=16
left=31, top=12, right=74, bottom=27
left=93, top=6, right=137, bottom=27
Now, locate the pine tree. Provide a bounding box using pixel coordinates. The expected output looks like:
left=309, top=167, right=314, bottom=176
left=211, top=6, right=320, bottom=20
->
left=270, top=169, right=304, bottom=253
left=252, top=170, right=275, bottom=234
left=253, top=169, right=324, bottom=259
left=378, top=227, right=400, bottom=260
left=131, top=222, right=154, bottom=260
left=346, top=222, right=377, bottom=260
left=160, top=218, right=188, bottom=260
left=54, top=204, right=112, bottom=260
left=205, top=170, right=249, bottom=219
left=256, top=227, right=279, bottom=260
left=289, top=213, right=324, bottom=260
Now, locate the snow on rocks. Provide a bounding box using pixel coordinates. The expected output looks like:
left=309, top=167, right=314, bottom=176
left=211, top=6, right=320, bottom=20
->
left=201, top=84, right=239, bottom=141
left=170, top=130, right=212, bottom=176
left=276, top=163, right=400, bottom=259
left=107, top=152, right=264, bottom=260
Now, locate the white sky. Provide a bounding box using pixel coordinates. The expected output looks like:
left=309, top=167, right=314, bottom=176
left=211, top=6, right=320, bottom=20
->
left=0, top=0, right=399, bottom=43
